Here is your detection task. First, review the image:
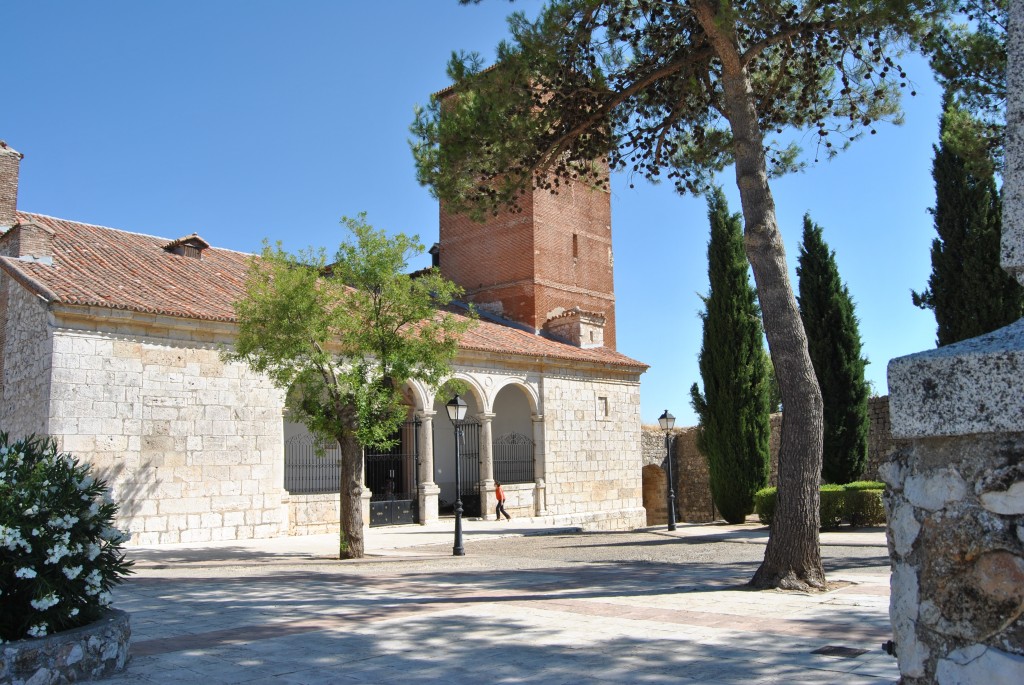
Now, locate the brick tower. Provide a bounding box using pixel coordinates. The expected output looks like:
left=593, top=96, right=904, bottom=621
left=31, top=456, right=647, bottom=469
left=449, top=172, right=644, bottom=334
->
left=438, top=173, right=617, bottom=350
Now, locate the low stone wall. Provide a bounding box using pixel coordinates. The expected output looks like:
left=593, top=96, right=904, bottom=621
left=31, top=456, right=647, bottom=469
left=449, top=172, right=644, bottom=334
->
left=646, top=396, right=897, bottom=524
left=0, top=609, right=130, bottom=685
left=287, top=493, right=340, bottom=536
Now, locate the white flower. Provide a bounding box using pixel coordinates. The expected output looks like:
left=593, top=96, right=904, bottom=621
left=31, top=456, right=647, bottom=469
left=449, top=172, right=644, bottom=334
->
left=86, top=542, right=101, bottom=561
left=69, top=607, right=79, bottom=617
left=63, top=565, right=83, bottom=580
left=98, top=591, right=112, bottom=607
left=23, top=505, right=38, bottom=516
left=15, top=567, right=37, bottom=579
left=45, top=542, right=70, bottom=564
left=78, top=475, right=94, bottom=490
left=26, top=623, right=48, bottom=638
left=30, top=594, right=59, bottom=611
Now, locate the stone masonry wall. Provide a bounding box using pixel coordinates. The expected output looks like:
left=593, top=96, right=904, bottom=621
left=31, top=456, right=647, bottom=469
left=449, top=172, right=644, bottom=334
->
left=881, top=433, right=1024, bottom=682
left=46, top=328, right=287, bottom=545
left=288, top=493, right=339, bottom=536
left=541, top=371, right=646, bottom=530
left=645, top=396, right=895, bottom=524
left=1, top=283, right=53, bottom=439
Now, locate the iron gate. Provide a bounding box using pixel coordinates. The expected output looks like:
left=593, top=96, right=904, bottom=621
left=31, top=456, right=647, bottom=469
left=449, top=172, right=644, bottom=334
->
left=457, top=422, right=481, bottom=518
left=284, top=435, right=340, bottom=494
left=493, top=432, right=535, bottom=484
left=365, top=420, right=420, bottom=527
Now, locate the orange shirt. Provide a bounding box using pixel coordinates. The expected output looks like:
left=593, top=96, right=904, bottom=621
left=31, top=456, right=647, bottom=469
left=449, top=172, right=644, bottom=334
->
left=495, top=485, right=505, bottom=501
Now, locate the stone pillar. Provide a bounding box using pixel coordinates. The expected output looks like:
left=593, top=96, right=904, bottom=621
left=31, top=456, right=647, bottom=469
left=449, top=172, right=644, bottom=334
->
left=532, top=413, right=548, bottom=515
left=479, top=412, right=496, bottom=517
left=417, top=410, right=440, bottom=524
left=884, top=4, right=1024, bottom=680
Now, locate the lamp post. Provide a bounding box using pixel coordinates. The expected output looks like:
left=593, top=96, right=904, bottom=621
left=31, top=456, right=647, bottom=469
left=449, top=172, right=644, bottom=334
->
left=658, top=409, right=677, bottom=531
left=446, top=394, right=468, bottom=556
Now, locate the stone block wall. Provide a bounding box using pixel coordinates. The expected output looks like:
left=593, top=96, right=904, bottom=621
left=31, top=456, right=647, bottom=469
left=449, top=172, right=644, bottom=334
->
left=287, top=493, right=340, bottom=536
left=1, top=284, right=53, bottom=439
left=541, top=371, right=645, bottom=530
left=45, top=327, right=287, bottom=545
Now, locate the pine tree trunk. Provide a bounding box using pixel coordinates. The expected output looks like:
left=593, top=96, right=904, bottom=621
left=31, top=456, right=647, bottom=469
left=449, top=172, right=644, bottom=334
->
left=696, top=2, right=827, bottom=590
left=337, top=414, right=365, bottom=559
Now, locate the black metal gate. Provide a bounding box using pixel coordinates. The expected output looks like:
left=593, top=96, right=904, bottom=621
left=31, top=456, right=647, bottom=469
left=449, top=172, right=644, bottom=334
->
left=365, top=420, right=420, bottom=527
left=493, top=432, right=535, bottom=484
left=457, top=422, right=481, bottom=518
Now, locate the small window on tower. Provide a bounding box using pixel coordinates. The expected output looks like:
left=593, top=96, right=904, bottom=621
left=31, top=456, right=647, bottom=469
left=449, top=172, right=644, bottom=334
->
left=572, top=233, right=579, bottom=259
left=597, top=396, right=609, bottom=419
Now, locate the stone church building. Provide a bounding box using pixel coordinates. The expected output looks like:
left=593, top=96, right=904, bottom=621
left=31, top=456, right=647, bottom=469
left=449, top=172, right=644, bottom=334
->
left=0, top=141, right=648, bottom=545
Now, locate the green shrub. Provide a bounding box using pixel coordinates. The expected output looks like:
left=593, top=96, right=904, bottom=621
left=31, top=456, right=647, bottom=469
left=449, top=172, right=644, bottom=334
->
left=819, top=484, right=847, bottom=529
left=754, top=487, right=777, bottom=525
left=0, top=434, right=133, bottom=642
left=846, top=489, right=887, bottom=526
left=843, top=480, right=885, bottom=491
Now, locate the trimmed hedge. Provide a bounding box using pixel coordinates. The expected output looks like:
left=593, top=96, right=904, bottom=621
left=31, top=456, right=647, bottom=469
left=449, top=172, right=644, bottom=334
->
left=754, top=481, right=886, bottom=528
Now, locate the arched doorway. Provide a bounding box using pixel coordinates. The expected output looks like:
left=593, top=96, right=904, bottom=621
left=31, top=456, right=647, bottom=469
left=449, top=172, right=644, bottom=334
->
left=432, top=387, right=482, bottom=517
left=642, top=464, right=668, bottom=525
left=491, top=384, right=535, bottom=486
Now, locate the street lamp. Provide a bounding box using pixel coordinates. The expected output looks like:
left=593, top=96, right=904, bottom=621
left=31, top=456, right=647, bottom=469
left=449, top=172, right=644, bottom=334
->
left=658, top=409, right=677, bottom=531
left=446, top=394, right=468, bottom=556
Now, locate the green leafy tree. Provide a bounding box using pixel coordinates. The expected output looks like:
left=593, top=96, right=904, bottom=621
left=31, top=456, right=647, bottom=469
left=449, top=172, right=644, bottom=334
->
left=690, top=189, right=771, bottom=524
left=925, top=0, right=1006, bottom=173
left=797, top=215, right=870, bottom=485
left=227, top=215, right=474, bottom=559
left=413, top=0, right=939, bottom=590
left=912, top=104, right=1023, bottom=345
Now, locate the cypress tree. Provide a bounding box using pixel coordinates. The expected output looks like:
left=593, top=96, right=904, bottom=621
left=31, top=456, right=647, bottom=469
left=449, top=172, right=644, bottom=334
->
left=796, top=216, right=870, bottom=485
left=690, top=189, right=771, bottom=524
left=912, top=100, right=1023, bottom=345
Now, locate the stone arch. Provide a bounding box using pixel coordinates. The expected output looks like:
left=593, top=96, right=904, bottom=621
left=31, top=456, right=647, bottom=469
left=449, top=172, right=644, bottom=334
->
left=642, top=464, right=668, bottom=526
left=431, top=377, right=483, bottom=512
left=490, top=378, right=540, bottom=416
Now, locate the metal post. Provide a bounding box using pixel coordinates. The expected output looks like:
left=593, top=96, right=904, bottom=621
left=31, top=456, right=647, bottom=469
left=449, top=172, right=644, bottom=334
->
left=452, top=422, right=465, bottom=556
left=665, top=431, right=677, bottom=531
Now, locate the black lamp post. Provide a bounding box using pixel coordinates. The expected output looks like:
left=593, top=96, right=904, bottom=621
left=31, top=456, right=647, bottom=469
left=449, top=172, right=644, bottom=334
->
left=658, top=409, right=677, bottom=531
left=446, top=394, right=468, bottom=556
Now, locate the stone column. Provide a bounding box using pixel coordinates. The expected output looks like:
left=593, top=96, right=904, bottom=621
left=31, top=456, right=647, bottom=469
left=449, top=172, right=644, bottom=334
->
left=359, top=445, right=372, bottom=534
left=479, top=412, right=496, bottom=517
left=532, top=413, right=548, bottom=516
left=416, top=410, right=440, bottom=524
left=884, top=4, right=1024, bottom=680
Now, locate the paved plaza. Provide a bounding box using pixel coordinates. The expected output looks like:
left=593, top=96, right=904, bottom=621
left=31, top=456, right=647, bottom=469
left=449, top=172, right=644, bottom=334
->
left=106, top=520, right=899, bottom=684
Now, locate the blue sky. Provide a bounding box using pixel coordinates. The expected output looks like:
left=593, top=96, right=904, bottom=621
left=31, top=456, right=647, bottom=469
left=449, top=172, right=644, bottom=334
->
left=6, top=1, right=943, bottom=425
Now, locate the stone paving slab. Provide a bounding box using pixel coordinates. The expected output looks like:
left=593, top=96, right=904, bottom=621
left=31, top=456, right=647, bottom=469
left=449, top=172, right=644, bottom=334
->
left=102, top=522, right=897, bottom=684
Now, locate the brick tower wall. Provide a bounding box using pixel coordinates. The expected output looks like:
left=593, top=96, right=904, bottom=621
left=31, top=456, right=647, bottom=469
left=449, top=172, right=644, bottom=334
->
left=438, top=173, right=616, bottom=348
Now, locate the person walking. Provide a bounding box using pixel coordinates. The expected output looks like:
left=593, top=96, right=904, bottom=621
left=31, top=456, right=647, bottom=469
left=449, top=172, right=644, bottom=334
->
left=495, top=482, right=512, bottom=522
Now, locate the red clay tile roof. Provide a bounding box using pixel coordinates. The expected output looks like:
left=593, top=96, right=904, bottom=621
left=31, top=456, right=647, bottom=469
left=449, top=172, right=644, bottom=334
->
left=1, top=211, right=646, bottom=370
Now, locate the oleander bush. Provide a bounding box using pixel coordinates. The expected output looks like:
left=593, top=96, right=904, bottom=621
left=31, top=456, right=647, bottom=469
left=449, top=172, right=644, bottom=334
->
left=0, top=433, right=133, bottom=642
left=753, top=481, right=888, bottom=529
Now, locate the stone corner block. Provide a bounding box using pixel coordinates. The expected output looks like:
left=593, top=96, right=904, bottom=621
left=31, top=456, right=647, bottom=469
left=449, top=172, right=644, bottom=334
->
left=887, top=318, right=1024, bottom=439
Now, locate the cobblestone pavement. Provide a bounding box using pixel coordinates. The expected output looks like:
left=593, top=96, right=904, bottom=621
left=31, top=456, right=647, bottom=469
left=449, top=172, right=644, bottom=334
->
left=107, top=523, right=898, bottom=684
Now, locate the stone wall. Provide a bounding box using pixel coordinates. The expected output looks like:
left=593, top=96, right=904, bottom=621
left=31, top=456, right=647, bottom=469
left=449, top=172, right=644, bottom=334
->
left=287, top=493, right=339, bottom=536
left=644, top=395, right=895, bottom=524
left=45, top=325, right=287, bottom=546
left=1, top=283, right=53, bottom=439
left=541, top=370, right=646, bottom=530
left=0, top=610, right=130, bottom=685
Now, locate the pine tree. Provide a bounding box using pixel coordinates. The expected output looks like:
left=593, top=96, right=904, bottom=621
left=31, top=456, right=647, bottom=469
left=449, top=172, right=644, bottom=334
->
left=690, top=189, right=771, bottom=524
left=912, top=100, right=1023, bottom=346
left=797, top=216, right=870, bottom=485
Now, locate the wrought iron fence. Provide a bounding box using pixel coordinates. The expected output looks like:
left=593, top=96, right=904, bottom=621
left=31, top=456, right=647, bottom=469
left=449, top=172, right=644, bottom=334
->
left=284, top=435, right=340, bottom=495
left=493, top=432, right=535, bottom=484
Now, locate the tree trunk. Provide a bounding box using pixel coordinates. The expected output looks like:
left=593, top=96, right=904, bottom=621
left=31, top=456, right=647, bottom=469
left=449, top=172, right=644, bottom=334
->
left=337, top=418, right=365, bottom=559
left=696, top=2, right=827, bottom=591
